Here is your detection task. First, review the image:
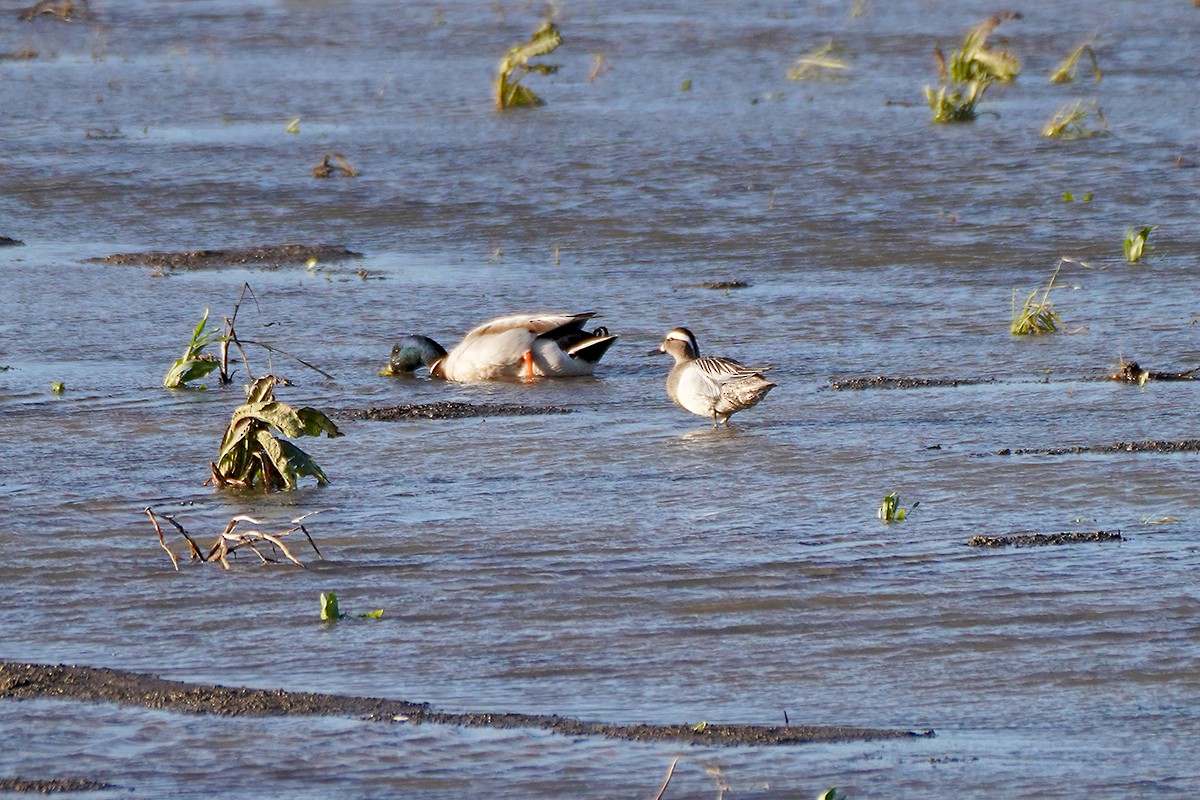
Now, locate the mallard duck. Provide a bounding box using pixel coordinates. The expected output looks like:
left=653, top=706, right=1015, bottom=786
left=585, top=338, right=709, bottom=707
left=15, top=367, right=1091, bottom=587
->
left=656, top=327, right=775, bottom=426
left=381, top=312, right=618, bottom=382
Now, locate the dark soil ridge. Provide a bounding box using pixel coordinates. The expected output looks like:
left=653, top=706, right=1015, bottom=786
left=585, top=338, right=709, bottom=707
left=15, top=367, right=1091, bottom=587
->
left=340, top=402, right=572, bottom=420
left=0, top=236, right=24, bottom=247
left=968, top=530, right=1125, bottom=547
left=0, top=662, right=931, bottom=747
left=0, top=777, right=115, bottom=793
left=87, top=244, right=362, bottom=269
left=993, top=439, right=1200, bottom=456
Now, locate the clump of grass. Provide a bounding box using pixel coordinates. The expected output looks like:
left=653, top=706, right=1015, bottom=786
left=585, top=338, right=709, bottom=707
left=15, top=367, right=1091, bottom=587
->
left=936, top=13, right=1022, bottom=84
left=1041, top=100, right=1106, bottom=139
left=787, top=39, right=851, bottom=80
left=495, top=21, right=562, bottom=110
left=1050, top=41, right=1102, bottom=83
left=878, top=491, right=918, bottom=523
left=1010, top=262, right=1064, bottom=335
left=925, top=80, right=989, bottom=123
left=1124, top=226, right=1154, bottom=263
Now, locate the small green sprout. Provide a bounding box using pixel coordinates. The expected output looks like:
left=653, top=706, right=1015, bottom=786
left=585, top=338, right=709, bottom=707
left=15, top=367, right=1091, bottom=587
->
left=1062, top=191, right=1093, bottom=203
left=1124, top=226, right=1154, bottom=264
left=51, top=381, right=65, bottom=394
left=495, top=21, right=562, bottom=109
left=164, top=308, right=223, bottom=389
left=1041, top=100, right=1106, bottom=139
left=1050, top=41, right=1101, bottom=84
left=691, top=721, right=709, bottom=732
left=787, top=39, right=851, bottom=81
left=320, top=591, right=343, bottom=621
left=878, top=492, right=918, bottom=523
left=818, top=789, right=848, bottom=800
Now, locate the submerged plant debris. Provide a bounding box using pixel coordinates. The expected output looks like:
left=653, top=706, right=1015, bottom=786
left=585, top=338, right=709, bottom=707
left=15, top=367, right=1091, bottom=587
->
left=312, top=152, right=358, bottom=178
left=787, top=39, right=851, bottom=80
left=701, top=280, right=752, bottom=290
left=1108, top=358, right=1199, bottom=384
left=146, top=508, right=326, bottom=570
left=0, top=662, right=933, bottom=747
left=967, top=530, right=1124, bottom=547
left=495, top=21, right=562, bottom=109
left=925, top=80, right=989, bottom=123
left=1041, top=100, right=1106, bottom=139
left=91, top=244, right=363, bottom=269
left=1050, top=40, right=1102, bottom=84
left=341, top=402, right=572, bottom=421
left=18, top=0, right=87, bottom=22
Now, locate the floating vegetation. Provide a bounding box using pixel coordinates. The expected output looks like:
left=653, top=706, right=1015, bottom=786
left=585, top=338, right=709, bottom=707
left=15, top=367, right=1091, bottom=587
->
left=322, top=591, right=382, bottom=622
left=163, top=308, right=222, bottom=388
left=1041, top=100, right=1106, bottom=139
left=18, top=0, right=87, bottom=22
left=495, top=21, right=562, bottom=110
left=1123, top=225, right=1154, bottom=263
left=285, top=117, right=300, bottom=134
left=787, top=39, right=851, bottom=81
left=146, top=508, right=327, bottom=570
left=206, top=375, right=342, bottom=492
left=1010, top=262, right=1063, bottom=335
left=312, top=152, right=358, bottom=178
left=878, top=491, right=918, bottom=523
left=936, top=13, right=1021, bottom=84
left=924, top=80, right=989, bottom=123
left=1062, top=191, right=1093, bottom=203
left=50, top=381, right=65, bottom=394
left=967, top=530, right=1124, bottom=547
left=1050, top=41, right=1102, bottom=84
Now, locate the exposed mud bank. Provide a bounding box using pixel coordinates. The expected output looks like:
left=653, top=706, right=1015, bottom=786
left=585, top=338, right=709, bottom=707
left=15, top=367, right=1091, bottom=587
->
left=967, top=531, right=1125, bottom=547
left=0, top=777, right=115, bottom=793
left=340, top=402, right=572, bottom=420
left=0, top=662, right=931, bottom=747
left=828, top=376, right=997, bottom=390
left=87, top=244, right=363, bottom=269
left=994, top=439, right=1200, bottom=456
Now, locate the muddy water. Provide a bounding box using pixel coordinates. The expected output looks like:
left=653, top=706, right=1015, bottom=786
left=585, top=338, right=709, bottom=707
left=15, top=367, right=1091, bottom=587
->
left=2, top=0, right=1200, bottom=797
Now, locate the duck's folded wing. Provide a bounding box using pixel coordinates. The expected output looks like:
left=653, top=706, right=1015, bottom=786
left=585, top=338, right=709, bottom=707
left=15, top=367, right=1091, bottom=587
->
left=693, top=355, right=772, bottom=381
left=464, top=312, right=596, bottom=341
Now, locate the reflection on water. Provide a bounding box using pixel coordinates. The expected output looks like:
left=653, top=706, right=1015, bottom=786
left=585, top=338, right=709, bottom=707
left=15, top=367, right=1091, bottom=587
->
left=3, top=0, right=1200, bottom=796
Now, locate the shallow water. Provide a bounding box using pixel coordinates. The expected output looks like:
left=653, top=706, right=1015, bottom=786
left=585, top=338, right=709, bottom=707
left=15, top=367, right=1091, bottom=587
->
left=3, top=0, right=1200, bottom=797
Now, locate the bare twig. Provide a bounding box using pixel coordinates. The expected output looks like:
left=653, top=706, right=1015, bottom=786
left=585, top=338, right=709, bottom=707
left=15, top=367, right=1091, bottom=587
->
left=145, top=508, right=180, bottom=571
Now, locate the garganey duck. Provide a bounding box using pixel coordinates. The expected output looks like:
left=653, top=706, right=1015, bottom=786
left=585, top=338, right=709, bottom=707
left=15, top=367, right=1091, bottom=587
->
left=656, top=327, right=775, bottom=426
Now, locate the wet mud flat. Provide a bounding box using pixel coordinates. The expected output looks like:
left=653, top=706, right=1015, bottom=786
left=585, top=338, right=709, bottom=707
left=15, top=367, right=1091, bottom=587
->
left=85, top=244, right=363, bottom=269
left=340, top=402, right=572, bottom=421
left=993, top=439, right=1200, bottom=456
left=0, top=662, right=930, bottom=747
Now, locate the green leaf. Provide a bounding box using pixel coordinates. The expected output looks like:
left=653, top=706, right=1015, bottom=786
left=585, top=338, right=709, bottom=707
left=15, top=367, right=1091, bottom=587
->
left=359, top=609, right=384, bottom=619
left=164, top=309, right=223, bottom=388
left=50, top=381, right=65, bottom=394
left=1062, top=191, right=1074, bottom=202
left=320, top=591, right=343, bottom=621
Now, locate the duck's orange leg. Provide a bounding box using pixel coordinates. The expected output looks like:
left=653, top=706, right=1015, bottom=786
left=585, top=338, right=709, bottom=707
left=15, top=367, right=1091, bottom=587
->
left=522, top=350, right=535, bottom=381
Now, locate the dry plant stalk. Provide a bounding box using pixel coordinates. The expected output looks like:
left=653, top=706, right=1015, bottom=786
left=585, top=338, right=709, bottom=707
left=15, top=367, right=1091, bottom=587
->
left=312, top=153, right=358, bottom=178
left=787, top=39, right=851, bottom=80
left=146, top=508, right=326, bottom=571
left=1041, top=100, right=1106, bottom=139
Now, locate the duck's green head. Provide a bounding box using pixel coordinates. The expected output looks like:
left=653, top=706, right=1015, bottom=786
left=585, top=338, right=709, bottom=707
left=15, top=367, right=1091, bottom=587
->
left=380, top=335, right=447, bottom=376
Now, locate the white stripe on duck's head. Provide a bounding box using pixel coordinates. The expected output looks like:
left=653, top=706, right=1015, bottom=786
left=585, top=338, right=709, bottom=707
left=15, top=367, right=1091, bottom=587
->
left=658, top=327, right=699, bottom=361
left=380, top=335, right=448, bottom=376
